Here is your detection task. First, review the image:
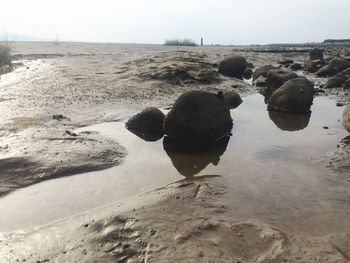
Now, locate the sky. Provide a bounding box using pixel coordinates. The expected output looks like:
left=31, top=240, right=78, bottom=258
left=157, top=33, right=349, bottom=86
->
left=1, top=0, right=349, bottom=45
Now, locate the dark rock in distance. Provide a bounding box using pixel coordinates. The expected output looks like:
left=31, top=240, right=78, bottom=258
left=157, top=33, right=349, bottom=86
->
left=252, top=65, right=277, bottom=81
left=163, top=91, right=233, bottom=144
left=279, top=59, right=294, bottom=66
left=268, top=77, right=315, bottom=114
left=218, top=54, right=248, bottom=79
left=316, top=58, right=350, bottom=77
left=309, top=48, right=324, bottom=62
left=266, top=69, right=298, bottom=90
left=304, top=59, right=324, bottom=73
left=324, top=75, right=348, bottom=89
left=289, top=62, right=303, bottom=71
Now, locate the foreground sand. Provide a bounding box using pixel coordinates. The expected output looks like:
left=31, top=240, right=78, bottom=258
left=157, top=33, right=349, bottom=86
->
left=1, top=177, right=349, bottom=262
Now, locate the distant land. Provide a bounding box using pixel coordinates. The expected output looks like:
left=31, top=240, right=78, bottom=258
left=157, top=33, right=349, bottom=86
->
left=323, top=39, right=350, bottom=43
left=1, top=33, right=350, bottom=46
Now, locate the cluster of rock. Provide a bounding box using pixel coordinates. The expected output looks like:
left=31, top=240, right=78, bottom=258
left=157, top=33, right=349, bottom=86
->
left=126, top=90, right=241, bottom=145
left=304, top=48, right=350, bottom=89
left=128, top=51, right=320, bottom=146
left=251, top=63, right=315, bottom=114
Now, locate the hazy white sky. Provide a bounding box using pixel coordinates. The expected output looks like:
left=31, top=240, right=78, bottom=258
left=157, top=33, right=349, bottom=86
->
left=1, top=0, right=349, bottom=44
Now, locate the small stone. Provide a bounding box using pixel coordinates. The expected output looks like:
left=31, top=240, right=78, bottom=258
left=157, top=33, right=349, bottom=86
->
left=149, top=229, right=157, bottom=236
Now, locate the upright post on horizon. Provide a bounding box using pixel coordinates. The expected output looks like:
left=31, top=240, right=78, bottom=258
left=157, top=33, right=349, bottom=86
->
left=201, top=37, right=203, bottom=46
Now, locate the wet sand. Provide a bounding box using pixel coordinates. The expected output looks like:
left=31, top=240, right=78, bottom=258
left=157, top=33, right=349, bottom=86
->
left=1, top=42, right=350, bottom=262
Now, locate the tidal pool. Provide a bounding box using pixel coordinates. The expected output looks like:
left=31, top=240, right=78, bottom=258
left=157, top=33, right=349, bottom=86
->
left=0, top=93, right=347, bottom=232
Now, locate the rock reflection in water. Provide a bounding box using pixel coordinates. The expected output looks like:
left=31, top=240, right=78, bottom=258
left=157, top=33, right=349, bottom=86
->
left=269, top=111, right=311, bottom=131
left=126, top=127, right=164, bottom=142
left=163, top=136, right=230, bottom=177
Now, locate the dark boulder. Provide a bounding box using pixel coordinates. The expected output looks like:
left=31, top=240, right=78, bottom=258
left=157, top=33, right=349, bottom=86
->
left=316, top=65, right=332, bottom=77
left=252, top=65, right=277, bottom=81
left=218, top=54, right=248, bottom=79
left=279, top=59, right=294, bottom=66
left=126, top=107, right=165, bottom=137
left=289, top=62, right=303, bottom=71
left=243, top=67, right=253, bottom=80
left=223, top=91, right=242, bottom=109
left=266, top=69, right=298, bottom=90
left=309, top=48, right=324, bottom=61
left=316, top=58, right=350, bottom=77
left=268, top=77, right=315, bottom=114
left=324, top=75, right=348, bottom=89
left=163, top=91, right=233, bottom=144
left=304, top=59, right=324, bottom=73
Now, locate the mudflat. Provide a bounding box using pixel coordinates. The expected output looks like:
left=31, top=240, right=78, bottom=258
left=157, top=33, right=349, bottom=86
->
left=0, top=41, right=350, bottom=262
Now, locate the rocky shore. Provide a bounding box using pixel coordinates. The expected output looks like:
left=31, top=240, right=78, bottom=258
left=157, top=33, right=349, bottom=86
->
left=1, top=42, right=350, bottom=262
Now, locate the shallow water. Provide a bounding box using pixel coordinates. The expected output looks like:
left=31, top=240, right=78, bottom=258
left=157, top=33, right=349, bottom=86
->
left=0, top=94, right=347, bottom=232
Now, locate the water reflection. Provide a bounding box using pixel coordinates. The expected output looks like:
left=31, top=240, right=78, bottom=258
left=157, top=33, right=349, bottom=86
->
left=126, top=127, right=164, bottom=142
left=269, top=111, right=311, bottom=131
left=163, top=136, right=230, bottom=177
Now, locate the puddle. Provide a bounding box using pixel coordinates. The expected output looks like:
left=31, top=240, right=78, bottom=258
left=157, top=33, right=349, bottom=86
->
left=0, top=94, right=348, bottom=232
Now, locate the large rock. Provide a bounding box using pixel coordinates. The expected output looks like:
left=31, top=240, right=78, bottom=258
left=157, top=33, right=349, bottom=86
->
left=163, top=91, right=233, bottom=144
left=316, top=58, right=350, bottom=77
left=126, top=107, right=165, bottom=135
left=289, top=62, right=303, bottom=71
left=268, top=77, right=315, bottom=114
left=324, top=75, right=348, bottom=89
left=309, top=48, right=324, bottom=61
left=279, top=59, right=294, bottom=66
left=252, top=65, right=277, bottom=81
left=343, top=104, right=350, bottom=132
left=304, top=59, right=324, bottom=73
left=218, top=55, right=248, bottom=79
left=266, top=69, right=298, bottom=90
